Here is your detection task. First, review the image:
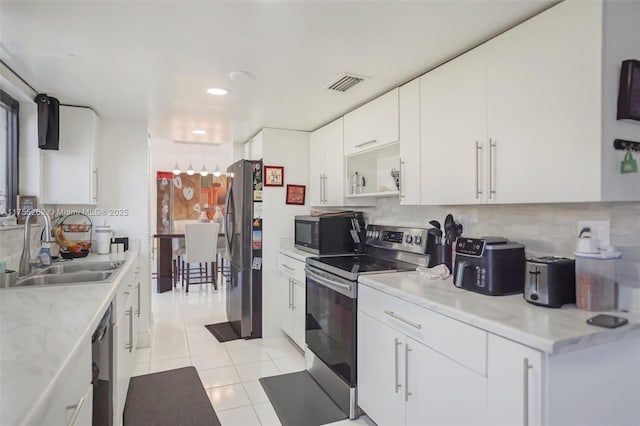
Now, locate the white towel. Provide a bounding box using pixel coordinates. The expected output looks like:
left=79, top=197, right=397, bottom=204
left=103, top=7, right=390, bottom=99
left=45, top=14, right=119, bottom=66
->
left=416, top=264, right=451, bottom=280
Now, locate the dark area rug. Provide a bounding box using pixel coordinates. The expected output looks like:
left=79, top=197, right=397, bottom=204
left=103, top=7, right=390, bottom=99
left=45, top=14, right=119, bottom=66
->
left=259, top=371, right=347, bottom=426
left=205, top=321, right=242, bottom=343
left=123, top=366, right=220, bottom=426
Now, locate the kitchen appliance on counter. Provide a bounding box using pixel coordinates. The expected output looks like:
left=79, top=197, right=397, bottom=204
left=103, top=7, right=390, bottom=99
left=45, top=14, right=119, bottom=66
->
left=294, top=213, right=364, bottom=255
left=453, top=237, right=525, bottom=296
left=524, top=256, right=576, bottom=307
left=224, top=159, right=262, bottom=339
left=305, top=224, right=432, bottom=419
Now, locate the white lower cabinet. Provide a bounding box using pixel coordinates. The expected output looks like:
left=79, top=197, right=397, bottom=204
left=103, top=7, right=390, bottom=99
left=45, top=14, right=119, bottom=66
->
left=278, top=253, right=306, bottom=349
left=41, top=340, right=92, bottom=425
left=487, top=334, right=542, bottom=426
left=358, top=285, right=487, bottom=426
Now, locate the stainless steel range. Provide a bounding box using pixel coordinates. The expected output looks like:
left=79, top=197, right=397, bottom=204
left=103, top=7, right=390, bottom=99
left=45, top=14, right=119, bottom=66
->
left=304, top=224, right=431, bottom=419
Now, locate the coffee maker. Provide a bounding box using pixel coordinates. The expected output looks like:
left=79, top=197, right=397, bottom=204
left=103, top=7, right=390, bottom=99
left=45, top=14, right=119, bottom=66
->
left=453, top=237, right=526, bottom=296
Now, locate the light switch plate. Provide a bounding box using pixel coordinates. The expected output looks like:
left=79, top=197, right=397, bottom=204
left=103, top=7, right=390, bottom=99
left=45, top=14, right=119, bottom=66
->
left=577, top=220, right=610, bottom=250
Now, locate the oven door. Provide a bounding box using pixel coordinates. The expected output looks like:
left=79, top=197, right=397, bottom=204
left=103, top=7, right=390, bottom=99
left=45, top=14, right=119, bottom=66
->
left=294, top=218, right=319, bottom=253
left=305, top=266, right=357, bottom=386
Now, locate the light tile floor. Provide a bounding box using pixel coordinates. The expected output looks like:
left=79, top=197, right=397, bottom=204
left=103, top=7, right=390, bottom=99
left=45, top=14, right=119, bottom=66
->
left=137, top=278, right=372, bottom=426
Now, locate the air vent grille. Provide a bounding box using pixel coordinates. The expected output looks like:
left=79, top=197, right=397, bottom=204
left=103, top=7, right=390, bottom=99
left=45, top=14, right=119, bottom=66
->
left=326, top=73, right=367, bottom=92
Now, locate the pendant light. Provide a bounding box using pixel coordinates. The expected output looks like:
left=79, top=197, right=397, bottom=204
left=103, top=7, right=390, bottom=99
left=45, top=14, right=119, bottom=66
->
left=213, top=164, right=222, bottom=177
left=199, top=145, right=208, bottom=176
left=186, top=144, right=195, bottom=176
left=172, top=143, right=181, bottom=175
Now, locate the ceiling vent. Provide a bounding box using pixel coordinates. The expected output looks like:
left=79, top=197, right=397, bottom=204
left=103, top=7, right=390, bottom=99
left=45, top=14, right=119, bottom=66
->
left=325, top=73, right=368, bottom=92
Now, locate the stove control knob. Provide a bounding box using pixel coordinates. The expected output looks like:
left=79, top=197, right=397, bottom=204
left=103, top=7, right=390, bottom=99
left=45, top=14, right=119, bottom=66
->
left=373, top=231, right=379, bottom=238
left=366, top=230, right=372, bottom=238
left=405, top=235, right=413, bottom=244
left=414, top=236, right=422, bottom=245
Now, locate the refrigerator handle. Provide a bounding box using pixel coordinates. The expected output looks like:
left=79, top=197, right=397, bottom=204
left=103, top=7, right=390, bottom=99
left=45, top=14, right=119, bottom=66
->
left=225, top=186, right=234, bottom=253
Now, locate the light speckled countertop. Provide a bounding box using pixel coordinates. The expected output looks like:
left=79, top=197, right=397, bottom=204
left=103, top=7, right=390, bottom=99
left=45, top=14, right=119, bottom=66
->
left=0, top=251, right=138, bottom=426
left=359, top=271, right=640, bottom=354
left=279, top=239, right=315, bottom=262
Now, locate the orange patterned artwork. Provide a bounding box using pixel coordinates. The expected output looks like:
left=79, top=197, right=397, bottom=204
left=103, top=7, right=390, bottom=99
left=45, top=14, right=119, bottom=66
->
left=172, top=173, right=227, bottom=221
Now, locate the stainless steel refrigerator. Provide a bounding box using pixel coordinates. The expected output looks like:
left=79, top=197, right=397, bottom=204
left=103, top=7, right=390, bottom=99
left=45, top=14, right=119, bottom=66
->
left=224, top=159, right=262, bottom=339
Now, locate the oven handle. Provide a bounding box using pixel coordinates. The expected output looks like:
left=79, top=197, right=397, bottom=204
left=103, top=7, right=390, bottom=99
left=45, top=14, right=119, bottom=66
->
left=305, top=267, right=356, bottom=298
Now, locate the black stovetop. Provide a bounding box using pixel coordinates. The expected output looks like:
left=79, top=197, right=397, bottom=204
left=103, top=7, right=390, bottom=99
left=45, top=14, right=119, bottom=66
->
left=307, top=254, right=415, bottom=281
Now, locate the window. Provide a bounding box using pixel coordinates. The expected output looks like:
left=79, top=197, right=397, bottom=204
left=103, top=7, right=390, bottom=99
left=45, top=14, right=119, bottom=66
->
left=0, top=90, right=19, bottom=215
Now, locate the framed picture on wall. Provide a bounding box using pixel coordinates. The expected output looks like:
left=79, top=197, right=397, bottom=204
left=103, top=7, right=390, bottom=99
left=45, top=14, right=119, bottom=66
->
left=285, top=185, right=306, bottom=205
left=264, top=166, right=284, bottom=187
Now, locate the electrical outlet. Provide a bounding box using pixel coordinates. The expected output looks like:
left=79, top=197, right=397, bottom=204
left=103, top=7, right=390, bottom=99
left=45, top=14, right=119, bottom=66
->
left=577, top=220, right=610, bottom=250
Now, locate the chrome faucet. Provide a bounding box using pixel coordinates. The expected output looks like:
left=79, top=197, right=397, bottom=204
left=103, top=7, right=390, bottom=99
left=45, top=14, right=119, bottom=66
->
left=18, top=209, right=53, bottom=277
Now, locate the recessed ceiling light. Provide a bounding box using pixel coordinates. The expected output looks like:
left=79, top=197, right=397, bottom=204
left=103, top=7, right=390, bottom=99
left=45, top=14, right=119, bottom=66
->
left=192, top=129, right=207, bottom=135
left=206, top=87, right=228, bottom=96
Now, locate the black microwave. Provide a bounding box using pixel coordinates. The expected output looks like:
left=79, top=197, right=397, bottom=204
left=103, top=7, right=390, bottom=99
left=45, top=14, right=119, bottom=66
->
left=294, top=214, right=363, bottom=255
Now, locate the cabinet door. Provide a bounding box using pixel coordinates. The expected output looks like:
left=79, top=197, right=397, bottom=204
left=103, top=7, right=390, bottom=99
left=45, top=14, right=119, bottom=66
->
left=344, top=89, right=399, bottom=156
left=357, top=311, right=406, bottom=426
left=308, top=128, right=325, bottom=206
left=291, top=279, right=306, bottom=349
left=280, top=274, right=295, bottom=340
left=487, top=334, right=542, bottom=426
left=322, top=117, right=345, bottom=206
left=420, top=48, right=488, bottom=205
left=485, top=0, right=602, bottom=203
left=41, top=106, right=98, bottom=205
left=406, top=337, right=487, bottom=426
left=114, top=298, right=135, bottom=425
left=399, top=79, right=421, bottom=205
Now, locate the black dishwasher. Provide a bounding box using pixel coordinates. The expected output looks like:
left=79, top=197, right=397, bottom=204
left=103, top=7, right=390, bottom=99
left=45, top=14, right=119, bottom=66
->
left=92, top=305, right=113, bottom=426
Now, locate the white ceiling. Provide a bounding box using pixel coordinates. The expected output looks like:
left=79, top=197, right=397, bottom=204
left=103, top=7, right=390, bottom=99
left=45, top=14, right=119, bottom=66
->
left=0, top=0, right=555, bottom=145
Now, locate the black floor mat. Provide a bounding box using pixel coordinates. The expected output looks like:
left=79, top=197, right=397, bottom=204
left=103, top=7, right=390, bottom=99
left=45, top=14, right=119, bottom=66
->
left=259, top=371, right=347, bottom=426
left=205, top=321, right=242, bottom=343
left=124, top=366, right=221, bottom=426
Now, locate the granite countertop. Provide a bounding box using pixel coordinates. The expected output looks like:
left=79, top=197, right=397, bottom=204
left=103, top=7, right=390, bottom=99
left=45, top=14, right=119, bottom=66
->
left=279, top=239, right=315, bottom=262
left=0, top=251, right=139, bottom=426
left=359, top=271, right=640, bottom=354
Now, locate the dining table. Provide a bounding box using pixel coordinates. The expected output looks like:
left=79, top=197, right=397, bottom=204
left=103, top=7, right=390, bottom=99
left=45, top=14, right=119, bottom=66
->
left=153, top=232, right=226, bottom=293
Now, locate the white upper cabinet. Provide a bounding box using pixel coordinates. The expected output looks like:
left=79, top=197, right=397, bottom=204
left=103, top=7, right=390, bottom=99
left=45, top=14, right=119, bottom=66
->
left=309, top=117, right=345, bottom=206
left=245, top=132, right=263, bottom=161
left=420, top=47, right=488, bottom=205
left=41, top=106, right=99, bottom=205
left=420, top=0, right=638, bottom=205
left=399, top=79, right=421, bottom=205
left=344, top=88, right=399, bottom=156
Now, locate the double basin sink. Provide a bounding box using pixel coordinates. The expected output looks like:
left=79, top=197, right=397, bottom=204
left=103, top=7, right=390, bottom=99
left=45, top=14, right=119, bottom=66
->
left=9, top=260, right=125, bottom=288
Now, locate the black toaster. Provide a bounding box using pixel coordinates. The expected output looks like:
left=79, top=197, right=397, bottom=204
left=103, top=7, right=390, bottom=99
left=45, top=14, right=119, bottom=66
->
left=524, top=256, right=576, bottom=308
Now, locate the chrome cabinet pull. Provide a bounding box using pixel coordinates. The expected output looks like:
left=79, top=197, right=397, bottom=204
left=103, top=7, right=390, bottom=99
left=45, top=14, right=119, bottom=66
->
left=291, top=283, right=296, bottom=311
left=475, top=141, right=483, bottom=199
left=405, top=343, right=412, bottom=402
left=282, top=264, right=295, bottom=272
left=399, top=159, right=405, bottom=199
left=323, top=174, right=327, bottom=203
left=384, top=310, right=422, bottom=329
left=394, top=338, right=402, bottom=393
left=92, top=169, right=99, bottom=201
left=355, top=139, right=377, bottom=148
left=125, top=307, right=133, bottom=352
left=523, top=358, right=532, bottom=426
left=489, top=139, right=496, bottom=198
left=288, top=280, right=293, bottom=309
left=136, top=283, right=141, bottom=318
left=66, top=393, right=87, bottom=426
left=319, top=174, right=323, bottom=203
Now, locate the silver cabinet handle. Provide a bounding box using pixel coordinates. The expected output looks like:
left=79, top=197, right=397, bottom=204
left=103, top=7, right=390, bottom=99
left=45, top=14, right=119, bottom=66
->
left=92, top=169, right=99, bottom=202
left=384, top=310, right=422, bottom=329
left=523, top=358, right=532, bottom=426
left=282, top=264, right=295, bottom=272
left=355, top=139, right=377, bottom=148
left=394, top=338, right=402, bottom=393
left=136, top=283, right=141, bottom=318
left=319, top=174, right=323, bottom=203
left=66, top=393, right=87, bottom=426
left=489, top=139, right=496, bottom=198
left=288, top=279, right=292, bottom=309
left=475, top=141, right=483, bottom=199
left=291, top=282, right=295, bottom=311
left=323, top=174, right=327, bottom=203
left=125, top=306, right=133, bottom=352
left=404, top=343, right=412, bottom=402
left=399, top=159, right=405, bottom=199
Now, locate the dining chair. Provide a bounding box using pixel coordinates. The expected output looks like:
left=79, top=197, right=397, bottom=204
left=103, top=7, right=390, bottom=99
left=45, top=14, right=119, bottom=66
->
left=172, top=219, right=198, bottom=287
left=183, top=222, right=220, bottom=293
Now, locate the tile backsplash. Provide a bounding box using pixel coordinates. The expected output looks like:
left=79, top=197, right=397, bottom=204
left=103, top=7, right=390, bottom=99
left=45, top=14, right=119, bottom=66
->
left=0, top=225, right=43, bottom=271
left=363, top=199, right=640, bottom=309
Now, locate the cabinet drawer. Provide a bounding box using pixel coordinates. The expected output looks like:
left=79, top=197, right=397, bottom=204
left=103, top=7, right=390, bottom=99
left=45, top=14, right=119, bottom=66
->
left=358, top=284, right=487, bottom=375
left=278, top=253, right=306, bottom=283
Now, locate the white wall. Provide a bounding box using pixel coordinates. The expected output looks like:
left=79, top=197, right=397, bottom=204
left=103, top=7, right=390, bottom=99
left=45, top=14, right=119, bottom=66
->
left=261, top=128, right=310, bottom=338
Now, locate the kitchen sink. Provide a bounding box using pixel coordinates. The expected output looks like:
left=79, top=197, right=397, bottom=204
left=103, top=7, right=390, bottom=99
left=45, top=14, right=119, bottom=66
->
left=35, top=261, right=124, bottom=275
left=13, top=271, right=115, bottom=288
